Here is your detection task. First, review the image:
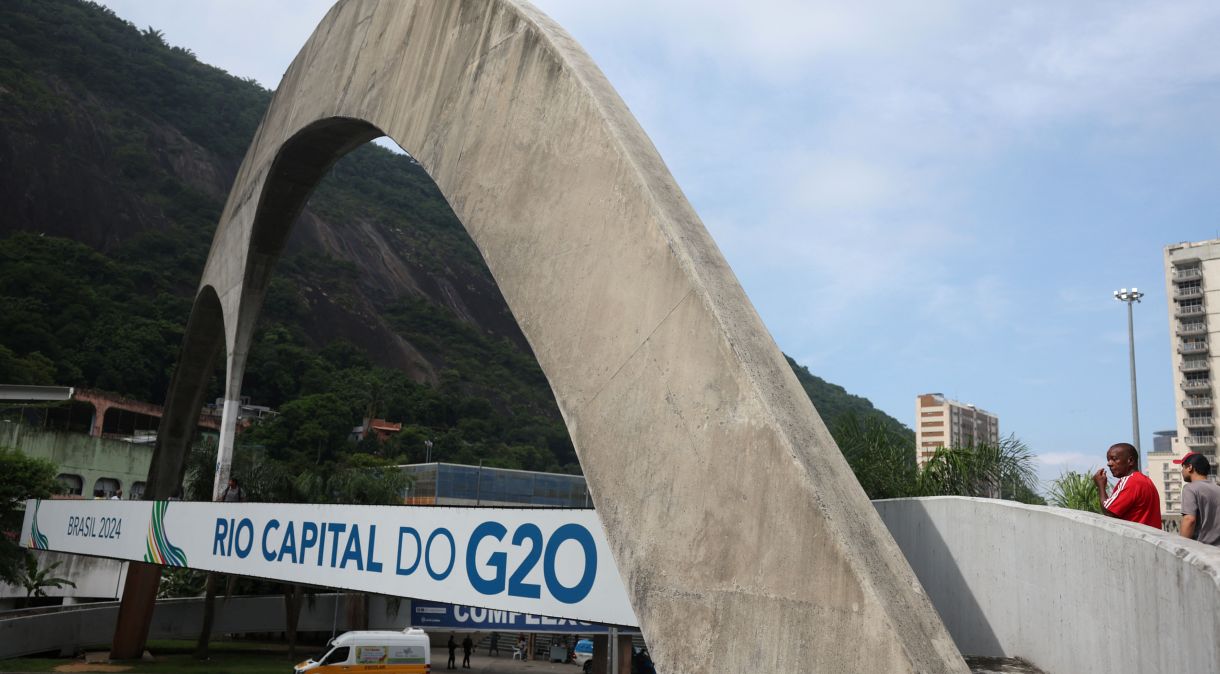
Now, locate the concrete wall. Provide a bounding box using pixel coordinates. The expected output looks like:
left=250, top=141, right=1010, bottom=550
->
left=0, top=551, right=128, bottom=603
left=1, top=424, right=151, bottom=496
left=0, top=594, right=408, bottom=659
left=875, top=497, right=1220, bottom=674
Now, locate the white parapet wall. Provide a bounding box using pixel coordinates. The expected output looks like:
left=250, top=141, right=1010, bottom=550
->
left=874, top=497, right=1220, bottom=674
left=0, top=551, right=128, bottom=607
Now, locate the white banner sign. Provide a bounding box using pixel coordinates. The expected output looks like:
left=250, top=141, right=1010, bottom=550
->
left=21, top=499, right=637, bottom=627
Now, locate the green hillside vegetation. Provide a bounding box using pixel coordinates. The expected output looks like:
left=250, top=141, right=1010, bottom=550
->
left=0, top=0, right=918, bottom=483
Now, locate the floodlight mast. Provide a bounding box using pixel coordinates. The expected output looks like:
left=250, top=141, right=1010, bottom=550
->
left=1114, top=287, right=1144, bottom=466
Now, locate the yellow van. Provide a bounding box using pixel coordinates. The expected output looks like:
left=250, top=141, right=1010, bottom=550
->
left=294, top=628, right=430, bottom=673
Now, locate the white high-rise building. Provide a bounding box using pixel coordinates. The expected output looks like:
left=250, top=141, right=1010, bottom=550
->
left=1161, top=240, right=1220, bottom=513
left=914, top=393, right=1000, bottom=466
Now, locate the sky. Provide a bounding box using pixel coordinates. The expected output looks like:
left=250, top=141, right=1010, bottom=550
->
left=97, top=0, right=1220, bottom=487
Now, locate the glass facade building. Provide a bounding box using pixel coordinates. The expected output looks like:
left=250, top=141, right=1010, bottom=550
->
left=399, top=463, right=591, bottom=508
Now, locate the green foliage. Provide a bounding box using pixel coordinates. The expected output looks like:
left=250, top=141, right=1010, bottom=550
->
left=19, top=554, right=75, bottom=599
left=1048, top=470, right=1101, bottom=513
left=915, top=435, right=1042, bottom=503
left=788, top=357, right=913, bottom=442
left=0, top=447, right=60, bottom=585
left=832, top=413, right=920, bottom=499
left=158, top=567, right=207, bottom=599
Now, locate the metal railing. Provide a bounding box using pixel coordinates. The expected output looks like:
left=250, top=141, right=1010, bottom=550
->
left=1181, top=360, right=1211, bottom=372
left=1179, top=322, right=1207, bottom=335
left=1174, top=268, right=1203, bottom=281
left=1177, top=286, right=1205, bottom=299
left=1185, top=417, right=1215, bottom=428
left=1180, top=341, right=1209, bottom=354
left=1186, top=435, right=1217, bottom=446
left=1183, top=380, right=1212, bottom=391
left=1177, top=304, right=1206, bottom=316
left=1185, top=397, right=1214, bottom=409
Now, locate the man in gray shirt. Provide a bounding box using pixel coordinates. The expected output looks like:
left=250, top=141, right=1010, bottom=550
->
left=1176, top=451, right=1220, bottom=545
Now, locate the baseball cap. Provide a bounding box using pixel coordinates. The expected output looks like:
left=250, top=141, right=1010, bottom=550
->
left=1173, top=451, right=1202, bottom=465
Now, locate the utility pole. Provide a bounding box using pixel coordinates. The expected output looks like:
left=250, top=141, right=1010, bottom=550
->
left=1114, top=288, right=1144, bottom=467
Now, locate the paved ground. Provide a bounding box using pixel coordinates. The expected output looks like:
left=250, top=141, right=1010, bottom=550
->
left=455, top=654, right=1045, bottom=674
left=964, top=657, right=1044, bottom=674
left=0, top=650, right=1046, bottom=673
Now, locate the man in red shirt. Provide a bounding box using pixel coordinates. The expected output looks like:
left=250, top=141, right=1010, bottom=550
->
left=1092, top=442, right=1162, bottom=529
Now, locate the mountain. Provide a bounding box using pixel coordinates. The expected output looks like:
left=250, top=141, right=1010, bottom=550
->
left=0, top=0, right=911, bottom=471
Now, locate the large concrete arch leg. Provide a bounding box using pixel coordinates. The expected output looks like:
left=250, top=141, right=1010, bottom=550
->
left=116, top=1, right=967, bottom=671
left=111, top=287, right=225, bottom=658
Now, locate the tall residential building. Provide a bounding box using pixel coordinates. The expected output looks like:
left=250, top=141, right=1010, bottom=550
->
left=914, top=393, right=1000, bottom=465
left=1145, top=430, right=1182, bottom=513
left=1163, top=240, right=1220, bottom=511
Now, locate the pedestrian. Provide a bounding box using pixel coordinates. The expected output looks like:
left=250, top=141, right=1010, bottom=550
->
left=1176, top=451, right=1220, bottom=545
left=110, top=488, right=122, bottom=500
left=462, top=634, right=473, bottom=668
left=220, top=477, right=245, bottom=502
left=517, top=634, right=527, bottom=661
left=447, top=634, right=458, bottom=670
left=1092, top=442, right=1161, bottom=529
left=488, top=631, right=500, bottom=657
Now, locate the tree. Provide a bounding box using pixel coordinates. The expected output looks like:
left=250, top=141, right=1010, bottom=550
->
left=1048, top=470, right=1102, bottom=514
left=19, top=553, right=75, bottom=605
left=0, top=447, right=59, bottom=584
left=832, top=413, right=919, bottom=499
left=915, top=435, right=1040, bottom=502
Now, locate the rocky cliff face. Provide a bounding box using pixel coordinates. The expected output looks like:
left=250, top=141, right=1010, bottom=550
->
left=0, top=63, right=527, bottom=387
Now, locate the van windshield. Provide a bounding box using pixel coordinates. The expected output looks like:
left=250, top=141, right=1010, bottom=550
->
left=320, top=646, right=350, bottom=665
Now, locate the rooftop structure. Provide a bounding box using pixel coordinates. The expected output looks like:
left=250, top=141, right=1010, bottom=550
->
left=915, top=393, right=1000, bottom=465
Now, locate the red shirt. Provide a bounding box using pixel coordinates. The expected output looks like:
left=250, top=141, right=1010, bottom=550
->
left=1103, top=471, right=1162, bottom=529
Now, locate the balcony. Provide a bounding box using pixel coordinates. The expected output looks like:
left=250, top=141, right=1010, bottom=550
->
left=1183, top=380, right=1212, bottom=391
left=1179, top=321, right=1208, bottom=336
left=1186, top=435, right=1217, bottom=447
left=1185, top=397, right=1213, bottom=410
left=1177, top=304, right=1206, bottom=317
left=1174, top=267, right=1203, bottom=282
left=1180, top=340, right=1209, bottom=354
left=1176, top=286, right=1205, bottom=300
left=1185, top=417, right=1215, bottom=429
left=1181, top=359, right=1211, bottom=373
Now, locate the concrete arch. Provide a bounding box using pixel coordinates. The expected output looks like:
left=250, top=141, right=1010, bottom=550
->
left=116, top=1, right=966, bottom=672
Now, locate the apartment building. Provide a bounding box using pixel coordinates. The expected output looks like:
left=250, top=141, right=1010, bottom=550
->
left=1163, top=240, right=1220, bottom=511
left=1145, top=430, right=1182, bottom=513
left=914, top=393, right=1000, bottom=465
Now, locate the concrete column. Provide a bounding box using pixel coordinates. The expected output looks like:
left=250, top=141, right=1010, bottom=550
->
left=211, top=398, right=239, bottom=499
left=110, top=562, right=161, bottom=659
left=89, top=402, right=108, bottom=438
left=615, top=633, right=632, bottom=674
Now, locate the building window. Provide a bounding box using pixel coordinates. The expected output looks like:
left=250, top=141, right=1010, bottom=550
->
left=57, top=473, right=83, bottom=496
left=131, top=481, right=146, bottom=500
left=93, top=477, right=121, bottom=499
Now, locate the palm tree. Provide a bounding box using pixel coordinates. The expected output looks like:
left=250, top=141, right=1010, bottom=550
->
left=916, top=435, right=1041, bottom=502
left=831, top=413, right=919, bottom=500
left=1048, top=470, right=1101, bottom=514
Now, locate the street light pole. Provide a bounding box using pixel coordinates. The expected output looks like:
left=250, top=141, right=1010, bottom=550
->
left=1114, top=287, right=1144, bottom=466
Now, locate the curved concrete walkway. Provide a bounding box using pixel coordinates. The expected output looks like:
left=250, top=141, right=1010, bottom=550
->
left=876, top=497, right=1220, bottom=674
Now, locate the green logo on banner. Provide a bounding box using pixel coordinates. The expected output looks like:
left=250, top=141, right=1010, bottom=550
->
left=143, top=501, right=188, bottom=567
left=28, top=500, right=49, bottom=550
